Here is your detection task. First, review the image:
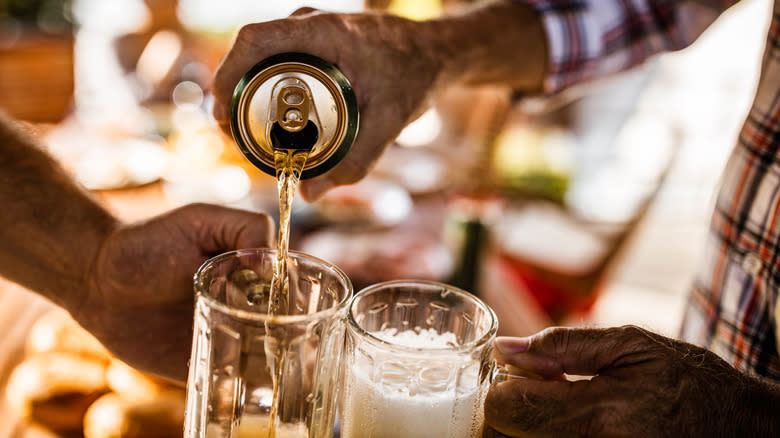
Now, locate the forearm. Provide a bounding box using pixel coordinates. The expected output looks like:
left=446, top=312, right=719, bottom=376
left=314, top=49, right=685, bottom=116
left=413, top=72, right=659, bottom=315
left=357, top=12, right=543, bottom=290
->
left=427, top=0, right=547, bottom=91
left=0, top=113, right=118, bottom=309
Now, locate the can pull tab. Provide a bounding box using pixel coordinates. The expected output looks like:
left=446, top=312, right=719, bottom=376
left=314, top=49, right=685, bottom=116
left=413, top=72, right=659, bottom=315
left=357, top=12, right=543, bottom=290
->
left=269, top=80, right=320, bottom=150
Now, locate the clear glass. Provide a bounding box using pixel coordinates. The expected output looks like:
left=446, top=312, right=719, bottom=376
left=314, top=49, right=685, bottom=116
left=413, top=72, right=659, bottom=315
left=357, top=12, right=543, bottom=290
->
left=185, top=249, right=353, bottom=438
left=341, top=280, right=498, bottom=438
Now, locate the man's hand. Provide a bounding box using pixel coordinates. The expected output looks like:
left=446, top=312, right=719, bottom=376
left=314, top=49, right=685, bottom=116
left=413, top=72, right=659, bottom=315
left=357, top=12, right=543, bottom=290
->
left=71, top=203, right=273, bottom=383
left=485, top=326, right=780, bottom=438
left=212, top=2, right=547, bottom=200
left=212, top=8, right=443, bottom=200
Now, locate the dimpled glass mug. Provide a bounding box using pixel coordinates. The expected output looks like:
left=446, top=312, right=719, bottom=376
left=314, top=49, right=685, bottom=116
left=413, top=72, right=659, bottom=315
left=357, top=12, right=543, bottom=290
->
left=184, top=249, right=352, bottom=438
left=340, top=280, right=499, bottom=438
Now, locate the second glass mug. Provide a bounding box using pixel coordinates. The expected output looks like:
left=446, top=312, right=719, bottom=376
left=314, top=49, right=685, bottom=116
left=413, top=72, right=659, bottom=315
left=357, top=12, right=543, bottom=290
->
left=340, top=280, right=499, bottom=438
left=184, top=249, right=353, bottom=438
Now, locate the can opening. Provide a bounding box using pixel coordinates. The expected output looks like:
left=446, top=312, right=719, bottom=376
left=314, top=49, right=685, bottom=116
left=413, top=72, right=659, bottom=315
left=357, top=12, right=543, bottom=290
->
left=269, top=79, right=319, bottom=150
left=230, top=52, right=359, bottom=179
left=270, top=121, right=319, bottom=150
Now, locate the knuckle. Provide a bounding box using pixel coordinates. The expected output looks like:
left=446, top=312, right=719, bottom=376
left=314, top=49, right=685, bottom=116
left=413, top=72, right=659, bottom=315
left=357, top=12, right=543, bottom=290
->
left=314, top=11, right=340, bottom=24
left=235, top=22, right=263, bottom=43
left=292, top=6, right=317, bottom=16
left=234, top=25, right=254, bottom=45
left=604, top=325, right=653, bottom=356
left=234, top=22, right=279, bottom=49
left=619, top=324, right=649, bottom=337
left=609, top=325, right=649, bottom=345
left=535, top=327, right=571, bottom=355
left=315, top=12, right=351, bottom=35
left=187, top=202, right=211, bottom=213
left=259, top=212, right=274, bottom=227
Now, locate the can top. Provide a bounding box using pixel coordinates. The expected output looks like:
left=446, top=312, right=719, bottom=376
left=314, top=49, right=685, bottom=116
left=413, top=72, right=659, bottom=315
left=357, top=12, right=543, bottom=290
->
left=230, top=53, right=359, bottom=179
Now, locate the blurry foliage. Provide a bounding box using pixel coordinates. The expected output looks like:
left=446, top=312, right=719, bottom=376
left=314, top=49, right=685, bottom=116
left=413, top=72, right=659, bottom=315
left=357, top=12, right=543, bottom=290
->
left=0, top=0, right=75, bottom=34
left=498, top=171, right=570, bottom=205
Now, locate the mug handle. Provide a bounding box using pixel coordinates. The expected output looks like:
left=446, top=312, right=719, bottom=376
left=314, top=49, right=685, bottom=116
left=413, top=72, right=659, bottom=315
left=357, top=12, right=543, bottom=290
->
left=492, top=363, right=560, bottom=383
left=492, top=362, right=587, bottom=383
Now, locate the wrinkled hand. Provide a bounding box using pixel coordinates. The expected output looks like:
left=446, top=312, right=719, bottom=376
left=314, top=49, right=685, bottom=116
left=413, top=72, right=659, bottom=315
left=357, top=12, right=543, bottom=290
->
left=71, top=203, right=273, bottom=383
left=212, top=8, right=444, bottom=200
left=485, top=326, right=769, bottom=438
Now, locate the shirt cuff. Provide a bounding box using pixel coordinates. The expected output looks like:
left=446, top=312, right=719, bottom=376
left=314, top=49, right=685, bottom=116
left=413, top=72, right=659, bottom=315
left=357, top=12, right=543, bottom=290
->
left=520, top=0, right=603, bottom=93
left=520, top=0, right=721, bottom=94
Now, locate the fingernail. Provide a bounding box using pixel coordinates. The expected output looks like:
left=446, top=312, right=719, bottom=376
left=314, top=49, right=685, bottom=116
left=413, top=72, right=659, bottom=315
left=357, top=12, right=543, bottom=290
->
left=496, top=336, right=530, bottom=354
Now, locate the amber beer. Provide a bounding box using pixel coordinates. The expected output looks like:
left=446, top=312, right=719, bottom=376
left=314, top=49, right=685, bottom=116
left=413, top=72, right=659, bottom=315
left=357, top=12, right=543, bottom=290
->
left=205, top=416, right=307, bottom=438
left=185, top=250, right=352, bottom=438
left=227, top=53, right=358, bottom=438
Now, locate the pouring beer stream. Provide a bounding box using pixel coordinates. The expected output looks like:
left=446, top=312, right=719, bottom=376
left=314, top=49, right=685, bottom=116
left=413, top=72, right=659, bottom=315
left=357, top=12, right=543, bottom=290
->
left=230, top=53, right=359, bottom=437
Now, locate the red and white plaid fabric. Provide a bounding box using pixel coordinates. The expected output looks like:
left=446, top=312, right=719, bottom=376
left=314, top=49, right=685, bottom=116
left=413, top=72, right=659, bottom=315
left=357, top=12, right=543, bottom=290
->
left=524, top=0, right=735, bottom=92
left=523, top=0, right=780, bottom=381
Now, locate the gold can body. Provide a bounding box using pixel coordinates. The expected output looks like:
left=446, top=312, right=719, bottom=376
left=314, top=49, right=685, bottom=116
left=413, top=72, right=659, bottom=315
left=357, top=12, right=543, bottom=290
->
left=230, top=52, right=359, bottom=179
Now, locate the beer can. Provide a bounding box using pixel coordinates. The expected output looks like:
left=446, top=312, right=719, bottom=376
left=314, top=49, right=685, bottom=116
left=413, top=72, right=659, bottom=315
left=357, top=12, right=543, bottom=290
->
left=230, top=52, right=359, bottom=179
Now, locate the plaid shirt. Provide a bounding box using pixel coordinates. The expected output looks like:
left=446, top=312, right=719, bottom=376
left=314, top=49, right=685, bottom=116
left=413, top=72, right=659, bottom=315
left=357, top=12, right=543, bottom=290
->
left=523, top=0, right=780, bottom=381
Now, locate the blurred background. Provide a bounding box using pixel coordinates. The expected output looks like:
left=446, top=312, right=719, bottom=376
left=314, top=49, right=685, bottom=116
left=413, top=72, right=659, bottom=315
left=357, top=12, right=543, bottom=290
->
left=0, top=0, right=771, bottom=436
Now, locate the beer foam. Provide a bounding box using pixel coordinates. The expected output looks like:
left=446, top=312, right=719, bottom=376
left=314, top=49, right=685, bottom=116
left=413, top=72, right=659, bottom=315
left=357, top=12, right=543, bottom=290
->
left=342, top=329, right=484, bottom=438
left=372, top=327, right=458, bottom=348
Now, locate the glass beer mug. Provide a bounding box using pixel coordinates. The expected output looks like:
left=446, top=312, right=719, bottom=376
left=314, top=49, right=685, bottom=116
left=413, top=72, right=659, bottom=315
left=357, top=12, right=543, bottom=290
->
left=185, top=249, right=352, bottom=438
left=341, top=280, right=498, bottom=438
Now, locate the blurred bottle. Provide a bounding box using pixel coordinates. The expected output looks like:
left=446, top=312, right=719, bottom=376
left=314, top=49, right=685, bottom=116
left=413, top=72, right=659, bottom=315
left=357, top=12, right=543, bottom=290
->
left=441, top=85, right=512, bottom=294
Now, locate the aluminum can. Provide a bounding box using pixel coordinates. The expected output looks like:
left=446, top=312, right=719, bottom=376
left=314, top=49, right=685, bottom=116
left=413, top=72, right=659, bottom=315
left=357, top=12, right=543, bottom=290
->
left=230, top=52, right=359, bottom=179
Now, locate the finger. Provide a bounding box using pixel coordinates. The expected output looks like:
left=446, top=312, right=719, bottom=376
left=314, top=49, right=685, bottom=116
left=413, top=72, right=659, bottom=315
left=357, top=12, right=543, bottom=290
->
left=298, top=146, right=374, bottom=201
left=212, top=18, right=343, bottom=135
left=484, top=377, right=606, bottom=438
left=183, top=204, right=275, bottom=253
left=495, top=326, right=661, bottom=378
left=299, top=176, right=335, bottom=201
left=495, top=337, right=564, bottom=379
left=211, top=22, right=281, bottom=130
left=299, top=156, right=370, bottom=201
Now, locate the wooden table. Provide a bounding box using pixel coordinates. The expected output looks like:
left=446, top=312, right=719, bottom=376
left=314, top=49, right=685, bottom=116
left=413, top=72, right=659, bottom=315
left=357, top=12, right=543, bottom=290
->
left=0, top=279, right=61, bottom=438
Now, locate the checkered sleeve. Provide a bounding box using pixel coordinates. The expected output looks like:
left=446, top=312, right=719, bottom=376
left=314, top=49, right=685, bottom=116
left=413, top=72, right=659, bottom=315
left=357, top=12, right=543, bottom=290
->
left=680, top=2, right=780, bottom=380
left=521, top=0, right=738, bottom=93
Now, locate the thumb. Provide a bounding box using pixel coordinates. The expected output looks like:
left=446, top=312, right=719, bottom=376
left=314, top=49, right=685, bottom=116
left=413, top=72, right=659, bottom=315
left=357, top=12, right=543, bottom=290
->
left=495, top=326, right=658, bottom=378
left=180, top=204, right=275, bottom=253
